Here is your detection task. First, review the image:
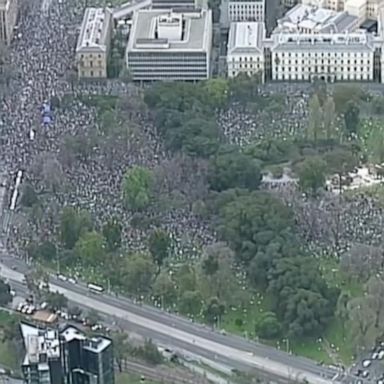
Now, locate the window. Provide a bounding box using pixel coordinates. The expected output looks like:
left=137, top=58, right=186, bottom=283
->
left=90, top=61, right=93, bottom=67
left=90, top=70, right=94, bottom=77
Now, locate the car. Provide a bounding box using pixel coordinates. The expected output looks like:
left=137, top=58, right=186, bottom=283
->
left=91, top=324, right=102, bottom=331
left=140, top=376, right=145, bottom=382
left=362, top=371, right=370, bottom=378
left=362, top=359, right=372, bottom=368
left=377, top=380, right=384, bottom=384
left=40, top=302, right=48, bottom=310
left=16, top=303, right=24, bottom=312
left=68, top=277, right=77, bottom=284
left=10, top=290, right=15, bottom=297
left=21, top=306, right=28, bottom=314
left=378, top=350, right=384, bottom=360
left=57, top=274, right=67, bottom=282
left=372, top=351, right=379, bottom=359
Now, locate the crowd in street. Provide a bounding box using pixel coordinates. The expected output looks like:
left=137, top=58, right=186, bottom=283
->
left=0, top=0, right=384, bottom=268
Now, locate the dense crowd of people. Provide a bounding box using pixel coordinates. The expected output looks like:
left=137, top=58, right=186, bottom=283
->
left=0, top=0, right=383, bottom=268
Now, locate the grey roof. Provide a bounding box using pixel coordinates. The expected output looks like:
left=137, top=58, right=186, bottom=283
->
left=113, top=0, right=152, bottom=20
left=76, top=8, right=112, bottom=53
left=271, top=32, right=375, bottom=52
left=127, top=9, right=212, bottom=52
left=228, top=22, right=265, bottom=55
left=275, top=4, right=358, bottom=34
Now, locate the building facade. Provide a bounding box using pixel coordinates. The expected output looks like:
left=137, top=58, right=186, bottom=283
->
left=76, top=8, right=113, bottom=79
left=227, top=22, right=265, bottom=78
left=0, top=0, right=18, bottom=45
left=126, top=9, right=212, bottom=81
left=270, top=32, right=375, bottom=82
left=225, top=0, right=264, bottom=22
left=21, top=323, right=114, bottom=384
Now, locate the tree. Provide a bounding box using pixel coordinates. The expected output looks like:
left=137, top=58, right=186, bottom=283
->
left=37, top=241, right=57, bottom=262
left=75, top=231, right=105, bottom=266
left=174, top=264, right=197, bottom=294
left=307, top=95, right=323, bottom=143
left=45, top=292, right=68, bottom=311
left=20, top=183, right=38, bottom=207
left=199, top=243, right=237, bottom=303
left=0, top=279, right=11, bottom=307
left=298, top=157, right=326, bottom=196
left=204, top=297, right=225, bottom=327
left=323, top=97, right=336, bottom=141
left=324, top=148, right=358, bottom=193
left=178, top=290, right=203, bottom=317
left=68, top=306, right=82, bottom=319
left=60, top=207, right=93, bottom=250
left=152, top=271, right=177, bottom=308
left=256, top=312, right=282, bottom=339
left=135, top=339, right=163, bottom=365
left=111, top=331, right=131, bottom=372
left=102, top=218, right=122, bottom=252
left=148, top=229, right=171, bottom=271
left=336, top=292, right=350, bottom=339
left=347, top=297, right=377, bottom=351
left=122, top=166, right=154, bottom=210
left=268, top=256, right=337, bottom=337
left=117, top=253, right=155, bottom=295
left=202, top=79, right=229, bottom=109
left=333, top=85, right=365, bottom=114
left=208, top=150, right=262, bottom=192
left=344, top=100, right=360, bottom=135
left=217, top=191, right=294, bottom=264
left=87, top=309, right=100, bottom=326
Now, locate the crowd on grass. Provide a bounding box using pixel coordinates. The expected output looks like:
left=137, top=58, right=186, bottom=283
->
left=3, top=0, right=384, bottom=351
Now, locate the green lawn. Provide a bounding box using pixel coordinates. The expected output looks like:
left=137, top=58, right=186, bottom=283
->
left=0, top=340, right=18, bottom=370
left=115, top=372, right=162, bottom=384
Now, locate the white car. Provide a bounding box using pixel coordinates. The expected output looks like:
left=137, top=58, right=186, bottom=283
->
left=68, top=278, right=77, bottom=284
left=362, top=360, right=372, bottom=368
left=16, top=303, right=24, bottom=312
left=372, top=352, right=379, bottom=359
left=57, top=274, right=68, bottom=282
left=10, top=290, right=15, bottom=297
left=378, top=350, right=384, bottom=360
left=362, top=371, right=369, bottom=378
left=40, top=302, right=48, bottom=310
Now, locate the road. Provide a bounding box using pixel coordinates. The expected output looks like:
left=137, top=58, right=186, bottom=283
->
left=0, top=253, right=354, bottom=384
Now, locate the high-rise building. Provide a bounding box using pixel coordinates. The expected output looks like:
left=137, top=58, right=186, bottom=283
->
left=61, top=326, right=114, bottom=384
left=0, top=0, right=18, bottom=45
left=20, top=323, right=114, bottom=384
left=126, top=9, right=212, bottom=81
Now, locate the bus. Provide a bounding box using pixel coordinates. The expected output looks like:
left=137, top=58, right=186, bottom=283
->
left=87, top=283, right=104, bottom=293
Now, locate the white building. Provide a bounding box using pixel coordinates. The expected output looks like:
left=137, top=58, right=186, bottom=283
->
left=275, top=3, right=358, bottom=33
left=302, top=0, right=384, bottom=21
left=225, top=0, right=264, bottom=22
left=270, top=32, right=375, bottom=82
left=227, top=22, right=265, bottom=79
left=76, top=7, right=113, bottom=79
left=302, top=0, right=344, bottom=11
left=126, top=9, right=212, bottom=81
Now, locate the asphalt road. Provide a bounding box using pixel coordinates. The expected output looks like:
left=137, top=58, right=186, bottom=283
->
left=0, top=254, right=357, bottom=384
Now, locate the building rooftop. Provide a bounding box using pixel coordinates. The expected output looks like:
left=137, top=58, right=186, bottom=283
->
left=76, top=7, right=112, bottom=53
left=20, top=323, right=60, bottom=366
left=275, top=4, right=358, bottom=33
left=127, top=9, right=212, bottom=52
left=271, top=32, right=375, bottom=51
left=113, top=0, right=152, bottom=20
left=228, top=22, right=265, bottom=55
left=83, top=337, right=111, bottom=353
